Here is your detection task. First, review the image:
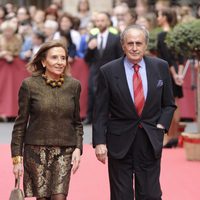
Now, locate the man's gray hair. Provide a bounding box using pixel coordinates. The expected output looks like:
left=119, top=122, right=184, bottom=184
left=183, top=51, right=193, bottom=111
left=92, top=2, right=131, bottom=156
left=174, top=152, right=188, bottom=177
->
left=120, top=24, right=149, bottom=45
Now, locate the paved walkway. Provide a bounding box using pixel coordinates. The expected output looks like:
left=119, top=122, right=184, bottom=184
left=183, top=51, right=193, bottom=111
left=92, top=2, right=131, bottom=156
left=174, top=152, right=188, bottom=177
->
left=0, top=122, right=92, bottom=144
left=0, top=122, right=198, bottom=144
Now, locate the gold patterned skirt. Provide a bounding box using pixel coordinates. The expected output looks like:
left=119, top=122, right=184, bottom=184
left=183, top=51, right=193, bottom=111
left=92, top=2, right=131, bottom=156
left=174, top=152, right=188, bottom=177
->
left=23, top=145, right=74, bottom=198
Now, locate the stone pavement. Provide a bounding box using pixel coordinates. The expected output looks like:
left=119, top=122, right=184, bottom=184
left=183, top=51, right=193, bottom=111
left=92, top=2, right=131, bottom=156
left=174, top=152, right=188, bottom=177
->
left=0, top=122, right=92, bottom=144
left=0, top=122, right=198, bottom=144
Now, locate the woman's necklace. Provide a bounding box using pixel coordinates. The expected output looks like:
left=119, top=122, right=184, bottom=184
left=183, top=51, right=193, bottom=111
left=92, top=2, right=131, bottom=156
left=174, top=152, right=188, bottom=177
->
left=42, top=74, right=64, bottom=88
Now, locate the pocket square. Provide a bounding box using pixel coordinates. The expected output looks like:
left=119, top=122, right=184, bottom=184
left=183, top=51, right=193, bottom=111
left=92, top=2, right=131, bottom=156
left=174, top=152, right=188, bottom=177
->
left=157, top=80, right=163, bottom=87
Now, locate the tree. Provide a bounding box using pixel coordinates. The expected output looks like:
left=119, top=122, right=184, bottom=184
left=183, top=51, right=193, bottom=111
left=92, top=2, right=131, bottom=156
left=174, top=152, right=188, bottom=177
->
left=166, top=19, right=200, bottom=132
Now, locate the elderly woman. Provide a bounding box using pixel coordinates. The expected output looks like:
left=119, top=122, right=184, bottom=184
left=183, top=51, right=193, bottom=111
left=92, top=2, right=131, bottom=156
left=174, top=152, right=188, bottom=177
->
left=0, top=20, right=22, bottom=62
left=43, top=19, right=58, bottom=41
left=11, top=40, right=83, bottom=200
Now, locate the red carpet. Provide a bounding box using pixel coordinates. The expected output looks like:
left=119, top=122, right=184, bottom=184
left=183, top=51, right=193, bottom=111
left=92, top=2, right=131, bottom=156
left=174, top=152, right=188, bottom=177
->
left=1, top=145, right=200, bottom=200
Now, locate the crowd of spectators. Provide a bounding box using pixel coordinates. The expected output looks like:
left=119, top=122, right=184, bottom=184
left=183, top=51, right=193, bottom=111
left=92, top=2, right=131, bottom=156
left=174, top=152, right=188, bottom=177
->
left=0, top=1, right=198, bottom=64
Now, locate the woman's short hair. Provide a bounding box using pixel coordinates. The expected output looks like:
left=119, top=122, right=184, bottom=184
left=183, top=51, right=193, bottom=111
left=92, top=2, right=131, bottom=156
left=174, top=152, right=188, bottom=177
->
left=27, top=40, right=69, bottom=76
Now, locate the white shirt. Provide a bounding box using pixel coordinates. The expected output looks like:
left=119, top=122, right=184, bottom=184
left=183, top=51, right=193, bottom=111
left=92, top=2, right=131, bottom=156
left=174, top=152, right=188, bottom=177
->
left=54, top=30, right=81, bottom=50
left=124, top=57, right=148, bottom=102
left=97, top=29, right=109, bottom=50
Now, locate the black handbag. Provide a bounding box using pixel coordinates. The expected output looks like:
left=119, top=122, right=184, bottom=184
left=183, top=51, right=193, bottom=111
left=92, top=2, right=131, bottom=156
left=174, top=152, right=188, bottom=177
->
left=9, top=177, right=24, bottom=200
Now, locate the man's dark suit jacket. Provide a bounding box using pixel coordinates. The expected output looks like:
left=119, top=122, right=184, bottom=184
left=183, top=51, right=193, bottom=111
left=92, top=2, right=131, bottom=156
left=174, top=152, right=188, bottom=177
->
left=84, top=32, right=123, bottom=74
left=93, top=56, right=176, bottom=159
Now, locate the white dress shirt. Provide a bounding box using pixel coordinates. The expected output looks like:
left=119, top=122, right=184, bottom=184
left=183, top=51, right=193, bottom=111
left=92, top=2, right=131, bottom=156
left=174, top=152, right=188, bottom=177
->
left=97, top=29, right=109, bottom=50
left=124, top=57, right=148, bottom=102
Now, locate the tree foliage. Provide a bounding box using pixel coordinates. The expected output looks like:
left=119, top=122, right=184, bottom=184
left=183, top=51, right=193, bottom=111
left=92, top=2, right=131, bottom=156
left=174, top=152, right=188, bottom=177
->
left=165, top=19, right=200, bottom=59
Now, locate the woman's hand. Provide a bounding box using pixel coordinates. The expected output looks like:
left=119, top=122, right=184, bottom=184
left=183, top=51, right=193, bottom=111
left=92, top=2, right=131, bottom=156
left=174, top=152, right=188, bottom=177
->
left=174, top=74, right=184, bottom=86
left=13, top=163, right=23, bottom=179
left=71, top=148, right=81, bottom=174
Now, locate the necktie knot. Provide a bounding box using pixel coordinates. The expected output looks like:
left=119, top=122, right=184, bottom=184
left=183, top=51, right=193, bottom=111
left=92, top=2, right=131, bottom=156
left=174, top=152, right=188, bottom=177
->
left=133, top=64, right=140, bottom=73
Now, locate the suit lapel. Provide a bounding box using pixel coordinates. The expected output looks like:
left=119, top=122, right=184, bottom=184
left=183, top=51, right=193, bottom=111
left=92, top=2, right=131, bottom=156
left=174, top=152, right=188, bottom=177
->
left=105, top=33, right=111, bottom=48
left=142, top=56, right=159, bottom=115
left=113, top=57, right=138, bottom=115
left=112, top=56, right=161, bottom=117
left=101, top=32, right=112, bottom=56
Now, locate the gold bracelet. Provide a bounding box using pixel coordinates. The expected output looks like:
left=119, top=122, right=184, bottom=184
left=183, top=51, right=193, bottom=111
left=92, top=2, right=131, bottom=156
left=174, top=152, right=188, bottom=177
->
left=12, top=156, right=23, bottom=165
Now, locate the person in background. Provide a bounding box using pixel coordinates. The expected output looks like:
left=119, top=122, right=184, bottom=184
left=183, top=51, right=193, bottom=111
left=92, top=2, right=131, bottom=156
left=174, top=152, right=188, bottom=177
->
left=76, top=0, right=91, bottom=34
left=31, top=30, right=46, bottom=55
left=16, top=6, right=30, bottom=24
left=155, top=0, right=170, bottom=12
left=19, top=29, right=46, bottom=61
left=44, top=6, right=59, bottom=21
left=135, top=0, right=149, bottom=17
left=83, top=11, right=123, bottom=125
left=0, top=20, right=22, bottom=62
left=32, top=9, right=45, bottom=31
left=28, top=5, right=37, bottom=22
left=178, top=5, right=196, bottom=23
left=54, top=12, right=81, bottom=52
left=93, top=25, right=176, bottom=200
left=76, top=20, right=94, bottom=58
left=0, top=5, right=7, bottom=25
left=17, top=19, right=33, bottom=42
left=0, top=19, right=22, bottom=122
left=51, top=0, right=63, bottom=16
left=136, top=12, right=157, bottom=31
left=112, top=3, right=137, bottom=32
left=11, top=40, right=83, bottom=200
left=4, top=2, right=16, bottom=18
left=43, top=19, right=58, bottom=41
left=59, top=31, right=77, bottom=63
left=157, top=8, right=184, bottom=148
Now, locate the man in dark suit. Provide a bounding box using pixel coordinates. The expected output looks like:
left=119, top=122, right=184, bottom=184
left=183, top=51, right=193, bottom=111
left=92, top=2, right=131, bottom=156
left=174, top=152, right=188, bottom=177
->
left=93, top=25, right=176, bottom=200
left=83, top=11, right=123, bottom=124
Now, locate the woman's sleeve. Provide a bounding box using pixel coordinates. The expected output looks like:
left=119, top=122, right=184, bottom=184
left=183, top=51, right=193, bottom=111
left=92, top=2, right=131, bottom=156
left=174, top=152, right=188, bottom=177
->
left=74, top=81, right=84, bottom=154
left=11, top=80, right=30, bottom=157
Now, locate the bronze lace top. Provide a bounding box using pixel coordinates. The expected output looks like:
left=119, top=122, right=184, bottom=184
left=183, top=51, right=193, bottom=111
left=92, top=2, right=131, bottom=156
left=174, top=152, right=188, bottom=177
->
left=11, top=75, right=83, bottom=157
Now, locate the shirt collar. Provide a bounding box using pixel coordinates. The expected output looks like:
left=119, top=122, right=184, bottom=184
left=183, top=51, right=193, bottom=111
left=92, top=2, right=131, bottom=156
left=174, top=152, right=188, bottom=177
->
left=99, top=29, right=109, bottom=38
left=124, top=57, right=145, bottom=70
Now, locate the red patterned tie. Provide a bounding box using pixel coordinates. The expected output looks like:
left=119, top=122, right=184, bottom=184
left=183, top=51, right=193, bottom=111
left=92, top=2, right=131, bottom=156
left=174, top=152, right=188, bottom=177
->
left=133, top=64, right=145, bottom=116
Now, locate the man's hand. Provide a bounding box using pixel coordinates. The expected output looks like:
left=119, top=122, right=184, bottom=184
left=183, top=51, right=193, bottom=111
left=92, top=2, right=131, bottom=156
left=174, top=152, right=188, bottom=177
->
left=95, top=144, right=107, bottom=164
left=88, top=38, right=97, bottom=50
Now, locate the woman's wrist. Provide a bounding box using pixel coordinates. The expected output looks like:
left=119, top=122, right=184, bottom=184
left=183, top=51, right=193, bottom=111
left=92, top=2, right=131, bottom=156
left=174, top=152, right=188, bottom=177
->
left=12, top=156, right=23, bottom=165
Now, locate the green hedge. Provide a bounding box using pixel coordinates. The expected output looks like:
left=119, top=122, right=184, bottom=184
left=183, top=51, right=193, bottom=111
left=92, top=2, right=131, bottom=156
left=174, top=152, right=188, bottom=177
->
left=165, top=19, right=200, bottom=58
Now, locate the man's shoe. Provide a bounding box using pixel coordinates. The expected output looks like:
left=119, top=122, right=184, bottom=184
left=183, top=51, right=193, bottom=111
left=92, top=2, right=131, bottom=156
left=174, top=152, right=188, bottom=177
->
left=163, top=138, right=178, bottom=148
